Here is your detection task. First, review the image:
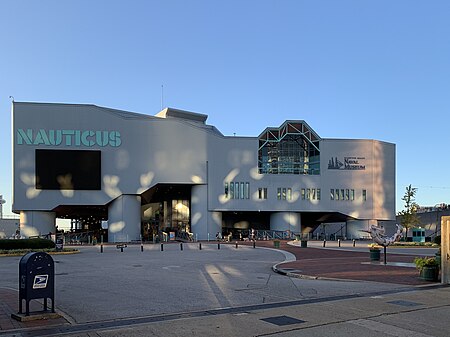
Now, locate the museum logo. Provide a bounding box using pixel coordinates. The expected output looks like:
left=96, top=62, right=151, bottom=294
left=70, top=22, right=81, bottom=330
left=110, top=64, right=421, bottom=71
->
left=16, top=129, right=122, bottom=147
left=328, top=156, right=365, bottom=170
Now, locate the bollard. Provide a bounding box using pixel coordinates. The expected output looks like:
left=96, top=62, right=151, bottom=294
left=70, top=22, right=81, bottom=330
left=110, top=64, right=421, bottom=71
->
left=235, top=242, right=238, bottom=249
left=199, top=242, right=202, bottom=250
left=120, top=246, right=124, bottom=253
left=218, top=243, right=220, bottom=250
left=100, top=244, right=103, bottom=253
left=161, top=243, right=164, bottom=251
left=180, top=243, right=183, bottom=251
left=141, top=244, right=144, bottom=252
left=323, top=240, right=326, bottom=247
left=338, top=239, right=341, bottom=247
left=253, top=241, right=256, bottom=248
left=353, top=239, right=356, bottom=247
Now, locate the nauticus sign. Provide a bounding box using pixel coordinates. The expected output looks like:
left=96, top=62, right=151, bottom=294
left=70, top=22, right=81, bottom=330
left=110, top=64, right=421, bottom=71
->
left=328, top=156, right=366, bottom=170
left=16, top=129, right=121, bottom=147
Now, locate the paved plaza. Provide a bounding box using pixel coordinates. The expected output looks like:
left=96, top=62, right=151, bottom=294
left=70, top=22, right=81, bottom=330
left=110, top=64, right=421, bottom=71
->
left=0, top=241, right=449, bottom=336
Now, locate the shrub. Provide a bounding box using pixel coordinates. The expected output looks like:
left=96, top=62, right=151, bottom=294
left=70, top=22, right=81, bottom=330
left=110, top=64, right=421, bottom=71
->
left=414, top=256, right=439, bottom=271
left=0, top=238, right=55, bottom=250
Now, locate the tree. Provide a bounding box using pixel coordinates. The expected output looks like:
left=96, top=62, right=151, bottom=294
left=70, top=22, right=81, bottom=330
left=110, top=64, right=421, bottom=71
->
left=397, top=185, right=421, bottom=240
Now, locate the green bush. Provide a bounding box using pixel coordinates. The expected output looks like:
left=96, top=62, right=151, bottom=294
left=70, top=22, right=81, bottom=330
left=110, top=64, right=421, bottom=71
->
left=0, top=238, right=55, bottom=250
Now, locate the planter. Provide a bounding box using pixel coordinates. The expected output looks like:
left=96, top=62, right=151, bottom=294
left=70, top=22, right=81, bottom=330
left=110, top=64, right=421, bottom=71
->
left=369, top=249, right=381, bottom=261
left=435, top=253, right=441, bottom=268
left=273, top=240, right=280, bottom=248
left=420, top=266, right=439, bottom=281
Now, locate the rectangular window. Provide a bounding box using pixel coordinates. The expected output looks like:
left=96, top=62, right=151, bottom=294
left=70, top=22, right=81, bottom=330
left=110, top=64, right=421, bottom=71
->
left=245, top=182, right=250, bottom=199
left=230, top=182, right=234, bottom=199
left=287, top=188, right=292, bottom=200
left=335, top=189, right=339, bottom=200
left=225, top=182, right=229, bottom=198
left=258, top=188, right=262, bottom=199
left=311, top=188, right=316, bottom=200
left=363, top=189, right=367, bottom=201
left=263, top=188, right=268, bottom=199
left=317, top=189, right=321, bottom=200
left=240, top=182, right=245, bottom=199
left=277, top=188, right=281, bottom=200
left=345, top=189, right=349, bottom=201
left=306, top=188, right=310, bottom=200
left=301, top=188, right=306, bottom=200
left=351, top=189, right=355, bottom=201
left=282, top=188, right=286, bottom=200
left=340, top=189, right=345, bottom=201
left=330, top=189, right=334, bottom=200
left=235, top=182, right=240, bottom=199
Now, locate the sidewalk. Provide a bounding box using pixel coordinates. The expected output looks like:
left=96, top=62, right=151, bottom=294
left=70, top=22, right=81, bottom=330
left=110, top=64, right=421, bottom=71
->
left=0, top=240, right=443, bottom=335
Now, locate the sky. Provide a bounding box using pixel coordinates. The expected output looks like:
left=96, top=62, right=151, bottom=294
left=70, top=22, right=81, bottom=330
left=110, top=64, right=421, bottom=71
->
left=0, top=0, right=449, bottom=218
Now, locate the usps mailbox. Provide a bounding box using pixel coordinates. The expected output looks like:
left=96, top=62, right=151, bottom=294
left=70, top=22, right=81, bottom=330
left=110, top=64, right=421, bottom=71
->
left=19, top=252, right=55, bottom=316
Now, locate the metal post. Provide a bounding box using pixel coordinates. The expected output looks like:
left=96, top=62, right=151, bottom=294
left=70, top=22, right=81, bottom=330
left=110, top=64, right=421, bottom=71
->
left=141, top=244, right=144, bottom=252
left=323, top=240, right=326, bottom=247
left=384, top=246, right=387, bottom=265
left=235, top=242, right=238, bottom=249
left=199, top=242, right=202, bottom=250
left=338, top=239, right=341, bottom=247
left=353, top=239, right=356, bottom=247
left=161, top=243, right=164, bottom=251
left=218, top=243, right=220, bottom=250
left=180, top=243, right=183, bottom=251
left=100, top=244, right=103, bottom=253
left=120, top=246, right=124, bottom=252
left=253, top=241, right=256, bottom=248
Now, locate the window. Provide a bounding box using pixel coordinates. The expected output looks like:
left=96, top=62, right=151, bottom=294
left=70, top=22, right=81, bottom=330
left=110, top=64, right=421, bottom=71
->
left=245, top=182, right=250, bottom=199
left=258, top=188, right=263, bottom=199
left=225, top=182, right=229, bottom=198
left=282, top=188, right=286, bottom=200
left=306, top=188, right=311, bottom=200
left=235, top=183, right=240, bottom=199
left=335, top=189, right=340, bottom=200
left=230, top=182, right=234, bottom=199
left=363, top=189, right=367, bottom=201
left=263, top=187, right=268, bottom=199
left=340, top=189, right=345, bottom=201
left=287, top=188, right=292, bottom=200
left=330, top=189, right=334, bottom=200
left=317, top=189, right=321, bottom=200
left=301, top=188, right=306, bottom=200
left=277, top=188, right=281, bottom=200
left=351, top=189, right=355, bottom=201
left=258, top=122, right=321, bottom=175
left=345, top=189, right=349, bottom=200
left=240, top=182, right=245, bottom=199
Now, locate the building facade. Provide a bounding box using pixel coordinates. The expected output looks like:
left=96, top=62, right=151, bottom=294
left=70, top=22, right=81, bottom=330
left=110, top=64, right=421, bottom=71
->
left=12, top=102, right=396, bottom=242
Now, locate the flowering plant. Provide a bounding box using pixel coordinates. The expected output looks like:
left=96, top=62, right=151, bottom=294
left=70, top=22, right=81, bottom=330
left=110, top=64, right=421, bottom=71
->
left=368, top=243, right=381, bottom=250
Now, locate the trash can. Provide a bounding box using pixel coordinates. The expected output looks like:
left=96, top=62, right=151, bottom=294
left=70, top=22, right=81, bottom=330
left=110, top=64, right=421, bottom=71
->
left=301, top=240, right=308, bottom=248
left=19, top=252, right=55, bottom=316
left=273, top=240, right=280, bottom=248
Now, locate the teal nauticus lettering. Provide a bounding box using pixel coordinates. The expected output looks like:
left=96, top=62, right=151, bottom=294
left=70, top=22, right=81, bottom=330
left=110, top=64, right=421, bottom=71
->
left=109, top=131, right=121, bottom=147
left=17, top=129, right=33, bottom=145
left=16, top=129, right=121, bottom=147
left=81, top=130, right=95, bottom=146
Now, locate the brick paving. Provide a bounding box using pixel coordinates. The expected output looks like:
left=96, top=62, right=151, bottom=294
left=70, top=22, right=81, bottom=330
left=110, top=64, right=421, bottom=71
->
left=237, top=240, right=436, bottom=286
left=0, top=287, right=69, bottom=331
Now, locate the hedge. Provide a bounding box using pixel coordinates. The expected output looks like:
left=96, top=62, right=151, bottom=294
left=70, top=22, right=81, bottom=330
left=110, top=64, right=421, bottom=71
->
left=0, top=238, right=56, bottom=250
